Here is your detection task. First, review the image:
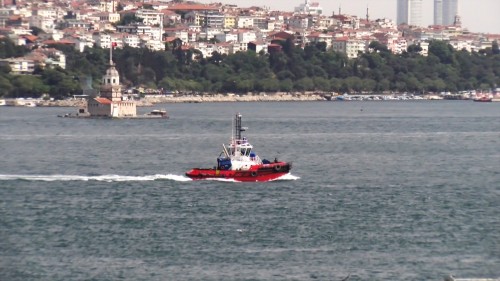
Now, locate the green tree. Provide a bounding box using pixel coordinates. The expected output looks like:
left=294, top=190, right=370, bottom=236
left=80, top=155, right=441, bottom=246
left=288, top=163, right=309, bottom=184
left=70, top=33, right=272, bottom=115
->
left=256, top=78, right=280, bottom=92
left=294, top=77, right=314, bottom=91
left=0, top=75, right=13, bottom=97
left=0, top=37, right=28, bottom=58
left=313, top=77, right=330, bottom=91
left=279, top=79, right=293, bottom=92
left=429, top=40, right=455, bottom=64
left=10, top=75, right=49, bottom=98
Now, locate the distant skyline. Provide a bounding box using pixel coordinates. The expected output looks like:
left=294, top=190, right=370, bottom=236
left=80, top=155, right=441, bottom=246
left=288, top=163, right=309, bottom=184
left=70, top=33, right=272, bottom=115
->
left=198, top=0, right=500, bottom=34
left=397, top=0, right=424, bottom=27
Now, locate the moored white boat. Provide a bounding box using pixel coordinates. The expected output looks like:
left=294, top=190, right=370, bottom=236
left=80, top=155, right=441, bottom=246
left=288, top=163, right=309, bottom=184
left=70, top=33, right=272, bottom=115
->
left=144, top=109, right=169, bottom=118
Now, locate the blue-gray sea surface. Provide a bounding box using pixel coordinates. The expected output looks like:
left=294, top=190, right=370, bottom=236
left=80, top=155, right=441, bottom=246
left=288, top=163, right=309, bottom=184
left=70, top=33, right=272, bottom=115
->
left=1, top=101, right=499, bottom=281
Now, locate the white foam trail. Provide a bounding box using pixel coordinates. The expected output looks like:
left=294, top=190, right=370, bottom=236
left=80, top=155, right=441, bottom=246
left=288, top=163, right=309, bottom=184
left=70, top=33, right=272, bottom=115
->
left=205, top=178, right=238, bottom=182
left=0, top=174, right=192, bottom=182
left=273, top=173, right=301, bottom=181
left=0, top=173, right=298, bottom=183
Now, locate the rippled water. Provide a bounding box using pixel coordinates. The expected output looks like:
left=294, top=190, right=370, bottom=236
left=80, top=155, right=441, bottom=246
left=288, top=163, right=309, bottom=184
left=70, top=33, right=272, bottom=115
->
left=1, top=101, right=499, bottom=280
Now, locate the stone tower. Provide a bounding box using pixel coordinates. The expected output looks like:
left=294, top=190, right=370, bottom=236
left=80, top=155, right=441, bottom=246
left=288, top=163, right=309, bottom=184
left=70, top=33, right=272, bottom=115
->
left=100, top=47, right=122, bottom=102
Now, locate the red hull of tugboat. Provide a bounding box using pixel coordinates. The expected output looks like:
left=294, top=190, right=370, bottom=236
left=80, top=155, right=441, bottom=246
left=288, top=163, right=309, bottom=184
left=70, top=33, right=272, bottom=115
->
left=186, top=162, right=291, bottom=182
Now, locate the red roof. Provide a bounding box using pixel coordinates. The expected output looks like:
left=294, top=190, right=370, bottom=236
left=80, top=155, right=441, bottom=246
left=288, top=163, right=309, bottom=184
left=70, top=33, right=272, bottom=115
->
left=94, top=97, right=112, bottom=104
left=164, top=36, right=177, bottom=43
left=43, top=39, right=76, bottom=45
left=23, top=35, right=37, bottom=42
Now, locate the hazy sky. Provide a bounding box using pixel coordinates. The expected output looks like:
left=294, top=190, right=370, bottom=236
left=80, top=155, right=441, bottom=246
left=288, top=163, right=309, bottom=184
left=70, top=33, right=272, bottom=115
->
left=199, top=0, right=500, bottom=34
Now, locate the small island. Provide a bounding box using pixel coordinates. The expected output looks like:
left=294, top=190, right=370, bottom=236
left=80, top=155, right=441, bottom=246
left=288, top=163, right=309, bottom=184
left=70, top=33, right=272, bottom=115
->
left=57, top=48, right=168, bottom=119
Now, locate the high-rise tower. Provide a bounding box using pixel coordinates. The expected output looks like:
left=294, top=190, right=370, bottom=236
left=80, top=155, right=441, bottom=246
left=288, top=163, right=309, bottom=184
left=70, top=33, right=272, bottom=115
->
left=397, top=0, right=423, bottom=27
left=434, top=0, right=459, bottom=26
left=434, top=0, right=443, bottom=25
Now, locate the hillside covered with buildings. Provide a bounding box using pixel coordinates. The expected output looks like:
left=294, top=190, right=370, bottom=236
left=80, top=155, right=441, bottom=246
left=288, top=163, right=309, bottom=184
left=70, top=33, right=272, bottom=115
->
left=0, top=0, right=499, bottom=98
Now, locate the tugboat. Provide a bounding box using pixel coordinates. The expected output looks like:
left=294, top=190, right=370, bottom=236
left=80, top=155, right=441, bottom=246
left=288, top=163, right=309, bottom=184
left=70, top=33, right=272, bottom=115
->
left=185, top=113, right=292, bottom=182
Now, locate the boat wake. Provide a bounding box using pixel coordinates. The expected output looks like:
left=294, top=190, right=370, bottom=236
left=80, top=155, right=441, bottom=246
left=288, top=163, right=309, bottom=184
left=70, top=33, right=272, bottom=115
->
left=274, top=173, right=301, bottom=181
left=0, top=173, right=299, bottom=183
left=0, top=174, right=192, bottom=182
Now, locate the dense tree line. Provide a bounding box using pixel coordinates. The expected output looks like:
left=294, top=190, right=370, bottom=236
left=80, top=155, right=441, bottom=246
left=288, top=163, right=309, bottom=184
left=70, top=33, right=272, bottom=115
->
left=1, top=36, right=499, bottom=99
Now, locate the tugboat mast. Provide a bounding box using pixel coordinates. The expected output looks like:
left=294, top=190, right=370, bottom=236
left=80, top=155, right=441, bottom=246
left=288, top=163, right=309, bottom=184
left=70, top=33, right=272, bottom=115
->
left=235, top=113, right=243, bottom=140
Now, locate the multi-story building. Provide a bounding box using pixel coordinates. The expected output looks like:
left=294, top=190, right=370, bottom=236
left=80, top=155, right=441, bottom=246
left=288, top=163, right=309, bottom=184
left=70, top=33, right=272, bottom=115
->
left=397, top=0, right=423, bottom=27
left=449, top=38, right=472, bottom=52
left=123, top=34, right=141, bottom=48
left=116, top=24, right=163, bottom=41
left=35, top=8, right=60, bottom=19
left=136, top=9, right=164, bottom=28
left=29, top=16, right=56, bottom=32
left=224, top=14, right=236, bottom=29
left=99, top=0, right=118, bottom=13
left=419, top=41, right=429, bottom=56
left=317, top=17, right=337, bottom=30
left=96, top=12, right=120, bottom=23
left=34, top=48, right=67, bottom=69
left=185, top=11, right=224, bottom=28
left=443, top=0, right=459, bottom=26
left=205, top=13, right=225, bottom=28
left=434, top=0, right=458, bottom=26
left=434, top=0, right=443, bottom=25
left=294, top=0, right=323, bottom=15
left=287, top=15, right=310, bottom=30
left=215, top=31, right=238, bottom=43
left=202, top=27, right=225, bottom=40
left=93, top=33, right=113, bottom=49
left=306, top=32, right=333, bottom=49
left=0, top=57, right=35, bottom=74
left=237, top=30, right=257, bottom=43
left=231, top=42, right=248, bottom=53
left=253, top=17, right=268, bottom=30
left=332, top=37, right=366, bottom=58
left=346, top=39, right=367, bottom=58
left=237, top=16, right=254, bottom=28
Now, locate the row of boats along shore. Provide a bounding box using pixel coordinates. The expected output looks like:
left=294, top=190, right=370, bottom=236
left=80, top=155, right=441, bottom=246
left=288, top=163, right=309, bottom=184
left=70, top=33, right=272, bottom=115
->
left=2, top=90, right=500, bottom=107
left=2, top=91, right=499, bottom=108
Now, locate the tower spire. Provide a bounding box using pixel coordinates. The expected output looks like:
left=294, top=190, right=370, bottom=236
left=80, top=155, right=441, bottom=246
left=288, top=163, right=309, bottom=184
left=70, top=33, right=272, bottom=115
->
left=366, top=5, right=369, bottom=21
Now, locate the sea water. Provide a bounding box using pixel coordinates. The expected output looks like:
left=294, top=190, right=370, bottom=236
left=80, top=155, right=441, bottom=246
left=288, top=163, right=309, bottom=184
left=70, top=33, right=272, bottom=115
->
left=1, top=101, right=499, bottom=280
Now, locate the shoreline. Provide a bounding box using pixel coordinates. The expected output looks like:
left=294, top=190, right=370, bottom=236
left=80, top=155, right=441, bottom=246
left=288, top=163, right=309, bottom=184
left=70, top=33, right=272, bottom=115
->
left=5, top=93, right=327, bottom=107
left=3, top=92, right=497, bottom=107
